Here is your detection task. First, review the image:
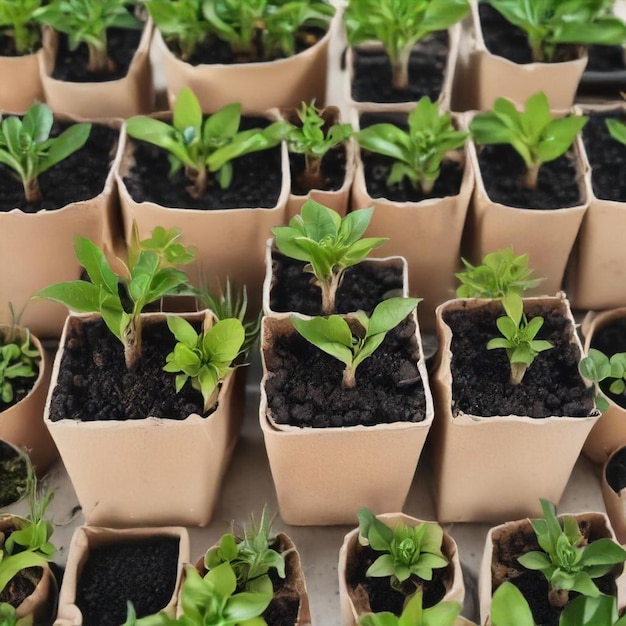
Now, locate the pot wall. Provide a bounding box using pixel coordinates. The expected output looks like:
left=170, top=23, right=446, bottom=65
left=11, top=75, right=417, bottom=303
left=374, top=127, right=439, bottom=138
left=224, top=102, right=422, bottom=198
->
left=0, top=49, right=44, bottom=112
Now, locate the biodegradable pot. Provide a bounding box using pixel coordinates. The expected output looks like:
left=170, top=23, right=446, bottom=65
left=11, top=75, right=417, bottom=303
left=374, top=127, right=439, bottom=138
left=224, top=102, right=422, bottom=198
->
left=55, top=525, right=189, bottom=626
left=39, top=21, right=154, bottom=118
left=0, top=326, right=56, bottom=475
left=44, top=311, right=243, bottom=527
left=0, top=48, right=44, bottom=113
left=0, top=115, right=123, bottom=339
left=260, top=313, right=434, bottom=526
left=0, top=441, right=28, bottom=508
left=430, top=294, right=599, bottom=523
left=338, top=512, right=465, bottom=626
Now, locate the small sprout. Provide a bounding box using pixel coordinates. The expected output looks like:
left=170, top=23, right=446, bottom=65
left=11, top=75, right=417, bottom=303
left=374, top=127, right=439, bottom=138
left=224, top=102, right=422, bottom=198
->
left=579, top=348, right=626, bottom=413
left=272, top=200, right=388, bottom=315
left=486, top=292, right=553, bottom=385
left=0, top=0, right=44, bottom=55
left=291, top=297, right=419, bottom=389
left=470, top=91, right=587, bottom=190
left=0, top=602, right=33, bottom=626
left=490, top=582, right=535, bottom=626
left=0, top=323, right=39, bottom=406
left=605, top=117, right=626, bottom=148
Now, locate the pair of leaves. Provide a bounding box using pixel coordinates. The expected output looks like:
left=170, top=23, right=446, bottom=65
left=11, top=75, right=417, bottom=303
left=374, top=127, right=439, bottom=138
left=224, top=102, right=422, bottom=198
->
left=0, top=330, right=39, bottom=404
left=579, top=348, right=626, bottom=403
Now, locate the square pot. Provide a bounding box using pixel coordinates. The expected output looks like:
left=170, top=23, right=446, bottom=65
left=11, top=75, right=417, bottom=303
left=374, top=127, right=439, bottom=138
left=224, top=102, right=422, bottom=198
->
left=0, top=48, right=44, bottom=113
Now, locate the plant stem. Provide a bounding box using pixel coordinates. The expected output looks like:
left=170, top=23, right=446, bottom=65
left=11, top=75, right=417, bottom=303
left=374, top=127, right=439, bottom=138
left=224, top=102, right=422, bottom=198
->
left=87, top=42, right=113, bottom=74
left=298, top=155, right=324, bottom=191
left=342, top=366, right=356, bottom=389
left=123, top=317, right=142, bottom=372
left=320, top=271, right=342, bottom=316
left=509, top=362, right=527, bottom=385
left=529, top=37, right=545, bottom=63
left=391, top=47, right=412, bottom=91
left=24, top=177, right=42, bottom=205
left=523, top=163, right=540, bottom=190
left=185, top=165, right=207, bottom=199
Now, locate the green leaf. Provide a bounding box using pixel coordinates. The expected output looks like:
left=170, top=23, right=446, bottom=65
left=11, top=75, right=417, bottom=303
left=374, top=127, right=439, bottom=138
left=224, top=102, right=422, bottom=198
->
left=490, top=582, right=535, bottom=626
left=202, top=318, right=245, bottom=363
left=39, top=122, right=91, bottom=175
left=367, top=297, right=419, bottom=337
left=34, top=281, right=101, bottom=313
left=167, top=316, right=198, bottom=350
left=73, top=236, right=118, bottom=295
left=290, top=315, right=354, bottom=367
left=173, top=87, right=202, bottom=135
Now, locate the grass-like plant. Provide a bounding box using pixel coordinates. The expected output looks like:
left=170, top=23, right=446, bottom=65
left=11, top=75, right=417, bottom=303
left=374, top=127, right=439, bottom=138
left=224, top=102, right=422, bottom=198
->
left=0, top=0, right=44, bottom=55
left=355, top=96, right=468, bottom=195
left=579, top=348, right=626, bottom=413
left=0, top=315, right=39, bottom=407
left=469, top=91, right=587, bottom=190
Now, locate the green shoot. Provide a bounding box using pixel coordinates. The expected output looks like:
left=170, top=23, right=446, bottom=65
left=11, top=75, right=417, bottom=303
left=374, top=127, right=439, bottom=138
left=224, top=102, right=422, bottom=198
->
left=0, top=0, right=43, bottom=55
left=579, top=348, right=626, bottom=413
left=0, top=324, right=39, bottom=406
left=0, top=602, right=33, bottom=626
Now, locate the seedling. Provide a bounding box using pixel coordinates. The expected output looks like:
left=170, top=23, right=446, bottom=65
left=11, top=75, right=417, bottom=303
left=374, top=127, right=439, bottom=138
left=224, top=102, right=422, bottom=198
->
left=0, top=103, right=91, bottom=205
left=484, top=0, right=626, bottom=64
left=0, top=603, right=32, bottom=626
left=455, top=248, right=542, bottom=299
left=164, top=316, right=245, bottom=414
left=469, top=91, right=587, bottom=190
left=605, top=117, right=626, bottom=149
left=345, top=0, right=469, bottom=91
left=358, top=589, right=461, bottom=626
left=291, top=297, right=419, bottom=389
left=36, top=225, right=196, bottom=371
left=126, top=87, right=285, bottom=198
left=35, top=0, right=140, bottom=74
left=579, top=348, right=626, bottom=413
left=0, top=0, right=44, bottom=55
left=284, top=100, right=352, bottom=191
left=0, top=314, right=39, bottom=406
left=356, top=96, right=468, bottom=195
left=272, top=200, right=388, bottom=315
left=518, top=499, right=626, bottom=608
left=487, top=292, right=553, bottom=385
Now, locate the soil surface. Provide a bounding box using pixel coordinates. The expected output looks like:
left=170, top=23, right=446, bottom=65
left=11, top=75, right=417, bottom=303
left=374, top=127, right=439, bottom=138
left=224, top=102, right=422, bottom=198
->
left=48, top=317, right=205, bottom=422
left=269, top=253, right=405, bottom=315
left=75, top=536, right=180, bottom=626
left=264, top=318, right=426, bottom=428
left=0, top=32, right=40, bottom=56
left=0, top=442, right=27, bottom=507
left=0, top=565, right=41, bottom=609
left=477, top=144, right=582, bottom=209
left=0, top=123, right=117, bottom=213
left=585, top=45, right=626, bottom=72
left=289, top=144, right=347, bottom=196
left=606, top=446, right=626, bottom=493
left=582, top=110, right=626, bottom=202
left=444, top=302, right=595, bottom=418
left=590, top=318, right=626, bottom=408
left=262, top=536, right=302, bottom=626
left=351, top=30, right=448, bottom=103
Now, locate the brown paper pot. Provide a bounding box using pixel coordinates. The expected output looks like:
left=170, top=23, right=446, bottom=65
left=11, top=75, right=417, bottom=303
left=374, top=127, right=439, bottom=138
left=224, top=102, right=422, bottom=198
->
left=39, top=21, right=154, bottom=119
left=465, top=133, right=589, bottom=297
left=0, top=49, right=44, bottom=112
left=55, top=525, right=189, bottom=625
left=44, top=311, right=243, bottom=527
left=0, top=327, right=56, bottom=475
left=0, top=116, right=123, bottom=339
left=602, top=447, right=626, bottom=546
left=430, top=294, right=600, bottom=523
left=337, top=512, right=465, bottom=626
left=468, top=0, right=587, bottom=110
left=260, top=315, right=434, bottom=526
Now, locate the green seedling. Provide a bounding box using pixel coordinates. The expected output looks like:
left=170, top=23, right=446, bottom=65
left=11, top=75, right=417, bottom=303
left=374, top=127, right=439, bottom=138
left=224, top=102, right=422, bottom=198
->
left=0, top=0, right=44, bottom=55
left=35, top=0, right=140, bottom=74
left=36, top=225, right=196, bottom=371
left=272, top=200, right=387, bottom=315
left=291, top=297, right=418, bottom=389
left=518, top=499, right=626, bottom=608
left=0, top=603, right=32, bottom=626
left=484, top=0, right=626, bottom=64
left=345, top=0, right=469, bottom=91
left=164, top=316, right=245, bottom=414
left=126, top=87, right=285, bottom=198
left=356, top=96, right=468, bottom=195
left=455, top=248, right=542, bottom=299
left=0, top=102, right=90, bottom=205
left=0, top=318, right=39, bottom=406
left=579, top=348, right=626, bottom=413
left=605, top=117, right=626, bottom=149
left=284, top=100, right=352, bottom=191
left=487, top=292, right=553, bottom=385
left=560, top=593, right=626, bottom=626
left=470, top=91, right=587, bottom=190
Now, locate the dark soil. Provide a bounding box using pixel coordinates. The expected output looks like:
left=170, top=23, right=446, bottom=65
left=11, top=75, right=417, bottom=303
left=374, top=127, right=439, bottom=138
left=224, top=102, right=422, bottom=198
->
left=444, top=301, right=595, bottom=418
left=606, top=447, right=626, bottom=493
left=479, top=4, right=579, bottom=64
left=123, top=117, right=282, bottom=210
left=264, top=318, right=426, bottom=428
left=48, top=317, right=205, bottom=422
left=289, top=145, right=346, bottom=195
left=0, top=565, right=41, bottom=609
left=351, top=30, right=448, bottom=103
left=51, top=27, right=142, bottom=82
left=0, top=123, right=118, bottom=213
left=270, top=253, right=405, bottom=315
left=75, top=536, right=180, bottom=626
left=0, top=442, right=28, bottom=507
left=0, top=32, right=40, bottom=56
left=582, top=110, right=626, bottom=202
left=590, top=318, right=626, bottom=408
left=585, top=45, right=626, bottom=72
left=477, top=144, right=582, bottom=209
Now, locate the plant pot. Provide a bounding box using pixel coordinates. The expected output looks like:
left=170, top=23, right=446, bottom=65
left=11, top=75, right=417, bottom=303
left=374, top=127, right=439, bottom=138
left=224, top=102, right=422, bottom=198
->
left=39, top=21, right=154, bottom=118
left=602, top=446, right=626, bottom=545
left=0, top=441, right=28, bottom=508
left=260, top=313, right=434, bottom=526
left=44, top=311, right=243, bottom=527
left=0, top=325, right=56, bottom=475
left=0, top=115, right=123, bottom=339
left=430, top=293, right=599, bottom=523
left=0, top=48, right=44, bottom=113
left=54, top=525, right=189, bottom=625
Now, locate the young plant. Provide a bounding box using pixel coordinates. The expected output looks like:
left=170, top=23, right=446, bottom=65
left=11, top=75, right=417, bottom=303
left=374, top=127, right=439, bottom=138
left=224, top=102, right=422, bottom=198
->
left=517, top=499, right=626, bottom=608
left=125, top=87, right=285, bottom=198
left=36, top=225, right=196, bottom=371
left=579, top=348, right=626, bottom=413
left=35, top=0, right=140, bottom=74
left=0, top=102, right=91, bottom=204
left=486, top=292, right=553, bottom=385
left=271, top=200, right=388, bottom=315
left=355, top=96, right=468, bottom=195
left=358, top=589, right=461, bottom=626
left=357, top=509, right=448, bottom=596
left=605, top=117, right=626, bottom=151
left=0, top=320, right=39, bottom=407
left=291, top=297, right=418, bottom=389
left=284, top=100, right=352, bottom=190
left=455, top=248, right=542, bottom=299
left=469, top=91, right=588, bottom=190
left=164, top=316, right=245, bottom=414
left=0, top=0, right=44, bottom=55
left=0, top=603, right=32, bottom=626
left=345, top=0, right=469, bottom=91
left=484, top=0, right=626, bottom=64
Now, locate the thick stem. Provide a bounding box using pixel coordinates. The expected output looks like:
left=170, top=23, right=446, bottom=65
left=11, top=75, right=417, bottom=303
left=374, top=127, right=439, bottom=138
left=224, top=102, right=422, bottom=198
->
left=13, top=23, right=29, bottom=55
left=185, top=165, right=207, bottom=199
left=297, top=155, right=324, bottom=191
left=342, top=366, right=356, bottom=389
left=391, top=47, right=412, bottom=91
left=509, top=362, right=527, bottom=385
left=529, top=37, right=545, bottom=63
left=523, top=163, right=540, bottom=190
left=548, top=588, right=569, bottom=608
left=320, top=271, right=343, bottom=315
left=419, top=174, right=436, bottom=196
left=123, top=317, right=142, bottom=372
left=24, top=177, right=41, bottom=205
left=87, top=42, right=114, bottom=75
